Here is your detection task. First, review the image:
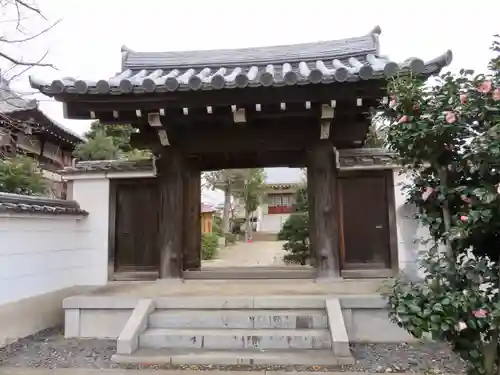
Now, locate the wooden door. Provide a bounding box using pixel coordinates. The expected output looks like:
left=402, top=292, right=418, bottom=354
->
left=113, top=179, right=160, bottom=272
left=339, top=173, right=391, bottom=269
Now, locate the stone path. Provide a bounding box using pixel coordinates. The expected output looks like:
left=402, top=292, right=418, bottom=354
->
left=202, top=241, right=288, bottom=268
left=0, top=370, right=462, bottom=375
left=0, top=370, right=461, bottom=375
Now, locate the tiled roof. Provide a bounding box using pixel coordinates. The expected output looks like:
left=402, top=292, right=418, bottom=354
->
left=0, top=76, right=37, bottom=114
left=29, top=27, right=452, bottom=96
left=61, top=150, right=400, bottom=177
left=60, top=158, right=154, bottom=175
left=0, top=76, right=85, bottom=144
left=0, top=192, right=88, bottom=216
left=337, top=148, right=398, bottom=169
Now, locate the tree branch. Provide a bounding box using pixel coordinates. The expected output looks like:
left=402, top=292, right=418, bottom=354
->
left=0, top=18, right=61, bottom=43
left=14, top=0, right=47, bottom=20
left=0, top=50, right=56, bottom=68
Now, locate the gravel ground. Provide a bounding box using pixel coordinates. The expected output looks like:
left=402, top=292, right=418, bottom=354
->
left=0, top=327, right=466, bottom=373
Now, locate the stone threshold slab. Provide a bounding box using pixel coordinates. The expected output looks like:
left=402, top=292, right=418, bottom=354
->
left=63, top=295, right=386, bottom=310
left=0, top=368, right=457, bottom=375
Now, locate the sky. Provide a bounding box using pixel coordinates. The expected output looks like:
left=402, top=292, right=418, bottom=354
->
left=2, top=0, right=500, bottom=204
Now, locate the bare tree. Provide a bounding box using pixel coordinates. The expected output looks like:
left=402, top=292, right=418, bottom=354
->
left=0, top=0, right=60, bottom=121
left=0, top=1, right=60, bottom=196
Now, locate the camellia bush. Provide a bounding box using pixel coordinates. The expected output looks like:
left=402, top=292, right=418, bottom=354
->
left=381, top=36, right=500, bottom=375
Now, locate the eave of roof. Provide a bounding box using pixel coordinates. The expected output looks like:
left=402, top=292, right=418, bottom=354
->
left=59, top=158, right=154, bottom=175
left=0, top=76, right=85, bottom=145
left=28, top=26, right=453, bottom=97
left=0, top=192, right=88, bottom=216
left=59, top=149, right=401, bottom=176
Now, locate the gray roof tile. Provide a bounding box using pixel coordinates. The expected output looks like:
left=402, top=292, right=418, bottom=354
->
left=0, top=76, right=37, bottom=114
left=62, top=150, right=400, bottom=176
left=0, top=75, right=85, bottom=144
left=337, top=148, right=398, bottom=169
left=29, top=27, right=453, bottom=96
left=0, top=192, right=88, bottom=215
left=60, top=159, right=154, bottom=174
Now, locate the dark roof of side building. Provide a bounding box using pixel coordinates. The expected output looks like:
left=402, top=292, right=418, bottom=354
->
left=0, top=75, right=85, bottom=145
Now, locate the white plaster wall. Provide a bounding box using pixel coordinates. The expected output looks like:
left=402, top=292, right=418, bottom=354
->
left=70, top=178, right=110, bottom=286
left=260, top=213, right=291, bottom=233
left=393, top=171, right=432, bottom=279
left=0, top=179, right=110, bottom=306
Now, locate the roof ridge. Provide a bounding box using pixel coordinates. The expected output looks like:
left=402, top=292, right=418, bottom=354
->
left=121, top=27, right=381, bottom=70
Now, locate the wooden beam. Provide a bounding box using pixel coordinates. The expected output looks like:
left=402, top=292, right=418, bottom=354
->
left=62, top=81, right=385, bottom=116
left=183, top=165, right=201, bottom=270
left=307, top=140, right=341, bottom=278
left=156, top=148, right=184, bottom=278
left=194, top=150, right=307, bottom=170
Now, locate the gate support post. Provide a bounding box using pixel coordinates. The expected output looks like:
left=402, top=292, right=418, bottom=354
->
left=307, top=140, right=341, bottom=279
left=156, top=147, right=184, bottom=279
left=183, top=164, right=201, bottom=270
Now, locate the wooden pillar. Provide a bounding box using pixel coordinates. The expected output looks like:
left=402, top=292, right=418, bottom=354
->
left=183, top=164, right=201, bottom=270
left=156, top=147, right=184, bottom=278
left=307, top=140, right=340, bottom=278
left=306, top=166, right=317, bottom=267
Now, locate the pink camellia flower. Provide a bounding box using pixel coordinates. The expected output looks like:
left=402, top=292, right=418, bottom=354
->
left=456, top=321, right=467, bottom=332
left=398, top=115, right=408, bottom=124
left=422, top=187, right=434, bottom=201
left=473, top=309, right=488, bottom=318
left=493, top=88, right=500, bottom=101
left=460, top=94, right=468, bottom=104
left=460, top=215, right=468, bottom=222
left=445, top=111, right=457, bottom=124
left=478, top=80, right=493, bottom=94
left=389, top=99, right=397, bottom=109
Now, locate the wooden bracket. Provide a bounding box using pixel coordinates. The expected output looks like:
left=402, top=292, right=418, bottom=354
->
left=320, top=104, right=334, bottom=140
left=321, top=104, right=334, bottom=119
left=157, top=129, right=170, bottom=146
left=233, top=107, right=246, bottom=123
left=148, top=112, right=170, bottom=146
left=320, top=119, right=330, bottom=140
left=148, top=112, right=162, bottom=128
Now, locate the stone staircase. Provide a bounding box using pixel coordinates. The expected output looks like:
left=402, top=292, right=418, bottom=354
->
left=251, top=231, right=278, bottom=241
left=112, top=297, right=353, bottom=366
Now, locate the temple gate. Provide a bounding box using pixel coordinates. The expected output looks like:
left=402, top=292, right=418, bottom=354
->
left=31, top=26, right=452, bottom=279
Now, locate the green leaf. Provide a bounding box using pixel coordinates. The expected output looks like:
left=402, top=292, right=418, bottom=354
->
left=433, top=303, right=444, bottom=312
left=441, top=323, right=450, bottom=331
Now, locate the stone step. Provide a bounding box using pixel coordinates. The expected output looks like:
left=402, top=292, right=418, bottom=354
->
left=139, top=328, right=332, bottom=350
left=148, top=309, right=328, bottom=329
left=112, top=348, right=354, bottom=366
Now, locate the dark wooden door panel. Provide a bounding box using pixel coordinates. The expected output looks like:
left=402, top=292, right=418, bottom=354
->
left=340, top=174, right=390, bottom=268
left=114, top=180, right=160, bottom=272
